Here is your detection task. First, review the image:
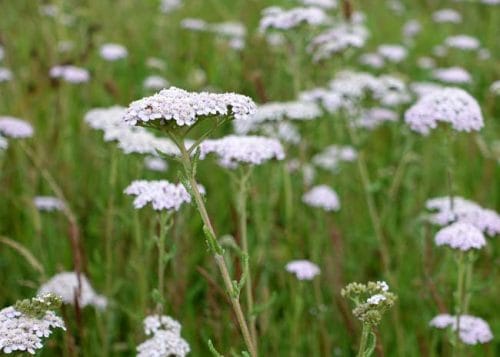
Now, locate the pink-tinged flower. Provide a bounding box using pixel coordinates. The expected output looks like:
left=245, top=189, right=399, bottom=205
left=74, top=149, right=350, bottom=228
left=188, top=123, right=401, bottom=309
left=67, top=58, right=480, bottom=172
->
left=286, top=260, right=320, bottom=280
left=303, top=185, right=340, bottom=211
left=435, top=222, right=486, bottom=251
left=0, top=116, right=34, bottom=138
left=404, top=87, right=483, bottom=135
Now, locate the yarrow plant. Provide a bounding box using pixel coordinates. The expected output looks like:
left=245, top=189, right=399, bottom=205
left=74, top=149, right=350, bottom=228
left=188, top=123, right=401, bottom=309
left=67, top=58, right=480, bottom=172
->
left=0, top=116, right=34, bottom=139
left=0, top=294, right=65, bottom=355
left=285, top=260, right=320, bottom=281
left=341, top=281, right=397, bottom=357
left=123, top=86, right=258, bottom=356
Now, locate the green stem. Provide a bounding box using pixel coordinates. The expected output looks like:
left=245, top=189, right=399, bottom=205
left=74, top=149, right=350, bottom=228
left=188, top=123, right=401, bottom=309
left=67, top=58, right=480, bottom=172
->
left=237, top=167, right=258, bottom=350
left=156, top=211, right=171, bottom=314
left=453, top=251, right=466, bottom=356
left=172, top=132, right=257, bottom=357
left=357, top=324, right=370, bottom=357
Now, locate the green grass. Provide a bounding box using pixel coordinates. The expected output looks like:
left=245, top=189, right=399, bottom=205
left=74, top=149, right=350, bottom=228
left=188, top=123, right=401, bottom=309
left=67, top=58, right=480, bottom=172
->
left=0, top=0, right=499, bottom=356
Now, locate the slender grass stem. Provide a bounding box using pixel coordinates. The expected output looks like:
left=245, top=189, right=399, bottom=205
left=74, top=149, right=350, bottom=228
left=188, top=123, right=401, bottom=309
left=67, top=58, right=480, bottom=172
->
left=236, top=167, right=258, bottom=349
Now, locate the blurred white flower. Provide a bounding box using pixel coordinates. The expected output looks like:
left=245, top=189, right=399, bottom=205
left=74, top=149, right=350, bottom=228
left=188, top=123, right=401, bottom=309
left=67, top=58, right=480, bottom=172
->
left=259, top=6, right=329, bottom=31
left=303, top=185, right=340, bottom=211
left=308, top=22, right=369, bottom=61
left=143, top=75, right=169, bottom=90
left=0, top=117, right=34, bottom=138
left=33, top=196, right=65, bottom=212
left=0, top=135, right=7, bottom=150
left=146, top=57, right=167, bottom=71
left=430, top=314, right=493, bottom=345
left=38, top=272, right=107, bottom=309
left=490, top=80, right=500, bottom=95
left=0, top=67, right=12, bottom=82
left=181, top=18, right=207, bottom=31
left=200, top=135, right=285, bottom=168
left=354, top=108, right=398, bottom=129
left=300, top=0, right=337, bottom=9
left=286, top=260, right=320, bottom=280
left=426, top=196, right=500, bottom=236
left=409, top=81, right=443, bottom=98
left=378, top=44, right=407, bottom=63
left=160, top=0, right=182, bottom=14
left=405, top=87, right=482, bottom=134
left=432, top=9, right=462, bottom=23
left=445, top=35, right=480, bottom=51
left=402, top=19, right=421, bottom=38
left=144, top=156, right=168, bottom=172
left=313, top=145, right=357, bottom=172
left=99, top=43, right=128, bottom=61
left=358, top=53, right=385, bottom=69
left=50, top=65, right=90, bottom=83
left=435, top=222, right=486, bottom=251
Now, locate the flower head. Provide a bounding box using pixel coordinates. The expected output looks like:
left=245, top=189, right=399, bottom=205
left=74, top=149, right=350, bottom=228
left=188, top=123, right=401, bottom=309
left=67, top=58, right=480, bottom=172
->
left=445, top=35, right=480, bottom=51
left=426, top=196, right=500, bottom=236
left=123, top=87, right=255, bottom=128
left=0, top=295, right=65, bottom=355
left=33, top=196, right=65, bottom=212
left=144, top=156, right=168, bottom=172
left=0, top=117, right=34, bottom=138
left=432, top=9, right=462, bottom=23
left=433, top=67, right=471, bottom=84
left=259, top=6, right=329, bottom=31
left=303, top=185, right=341, bottom=211
left=378, top=44, right=407, bottom=63
left=0, top=67, right=13, bottom=82
left=404, top=87, right=483, bottom=135
left=143, top=75, right=169, bottom=91
left=50, top=65, right=90, bottom=83
left=312, top=145, right=357, bottom=172
left=285, top=260, right=320, bottom=280
left=200, top=135, right=285, bottom=168
left=38, top=272, right=107, bottom=309
left=435, top=222, right=486, bottom=251
left=124, top=180, right=203, bottom=211
left=430, top=314, right=493, bottom=345
left=99, top=43, right=128, bottom=61
left=137, top=315, right=190, bottom=357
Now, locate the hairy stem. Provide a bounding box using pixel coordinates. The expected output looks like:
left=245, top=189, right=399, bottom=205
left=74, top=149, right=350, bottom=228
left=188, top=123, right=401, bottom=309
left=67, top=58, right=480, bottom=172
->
left=172, top=132, right=257, bottom=357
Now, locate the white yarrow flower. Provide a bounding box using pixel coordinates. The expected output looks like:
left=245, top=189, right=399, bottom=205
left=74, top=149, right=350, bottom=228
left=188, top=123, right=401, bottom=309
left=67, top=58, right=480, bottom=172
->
left=0, top=67, right=13, bottom=82
left=144, top=156, right=168, bottom=172
left=430, top=314, right=493, bottom=345
left=303, top=185, right=341, bottom=211
left=137, top=315, right=190, bottom=357
left=435, top=222, right=486, bottom=251
left=50, top=65, right=90, bottom=83
left=33, top=196, right=65, bottom=212
left=433, top=67, right=472, bottom=84
left=404, top=87, right=483, bottom=135
left=200, top=135, right=285, bottom=168
left=38, top=272, right=107, bottom=309
left=286, top=260, right=320, bottom=280
left=0, top=117, right=34, bottom=138
left=259, top=6, right=329, bottom=31
left=123, top=87, right=256, bottom=127
left=124, top=180, right=202, bottom=211
left=367, top=294, right=387, bottom=305
left=99, top=43, right=128, bottom=61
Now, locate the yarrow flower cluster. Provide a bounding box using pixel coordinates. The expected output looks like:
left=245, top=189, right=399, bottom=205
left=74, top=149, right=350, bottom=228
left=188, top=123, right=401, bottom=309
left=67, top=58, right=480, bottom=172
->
left=0, top=67, right=13, bottom=82
left=200, top=135, right=285, bottom=168
left=354, top=108, right=398, bottom=130
left=137, top=315, right=190, bottom=357
left=432, top=67, right=472, bottom=84
left=377, top=44, right=408, bottom=63
left=426, top=196, right=500, bottom=236
left=33, top=196, right=65, bottom=212
left=38, top=272, right=107, bottom=309
left=307, top=22, right=369, bottom=61
left=432, top=9, right=462, bottom=23
left=124, top=180, right=203, bottom=211
left=444, top=35, right=480, bottom=51
left=0, top=294, right=65, bottom=355
left=434, top=222, right=486, bottom=251
left=144, top=156, right=168, bottom=172
left=285, top=260, right=320, bottom=280
left=429, top=314, right=493, bottom=345
left=143, top=75, right=169, bottom=90
left=234, top=100, right=321, bottom=135
left=341, top=281, right=396, bottom=326
left=312, top=145, right=357, bottom=172
left=50, top=65, right=90, bottom=83
left=259, top=6, right=329, bottom=31
left=85, top=106, right=183, bottom=156
left=99, top=43, right=128, bottom=61
left=302, top=185, right=341, bottom=211
left=0, top=117, right=34, bottom=138
left=404, top=87, right=483, bottom=135
left=123, top=87, right=255, bottom=128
